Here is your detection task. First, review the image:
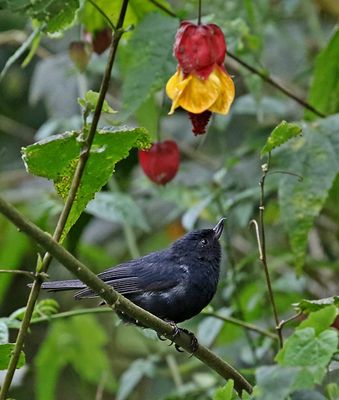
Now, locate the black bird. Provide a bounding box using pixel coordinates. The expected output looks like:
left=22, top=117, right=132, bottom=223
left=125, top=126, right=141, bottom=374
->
left=40, top=218, right=225, bottom=325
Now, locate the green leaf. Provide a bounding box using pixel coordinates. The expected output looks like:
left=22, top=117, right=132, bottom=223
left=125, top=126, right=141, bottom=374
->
left=213, top=379, right=235, bottom=400
left=293, top=296, right=339, bottom=313
left=22, top=127, right=150, bottom=238
left=0, top=218, right=30, bottom=301
left=0, top=344, right=25, bottom=370
left=116, top=358, right=155, bottom=400
left=86, top=192, right=150, bottom=232
left=120, top=12, right=178, bottom=119
left=306, top=29, right=339, bottom=120
left=35, top=315, right=116, bottom=400
left=78, top=90, right=116, bottom=115
left=297, top=305, right=337, bottom=335
left=2, top=0, right=80, bottom=33
left=261, top=120, right=302, bottom=157
left=275, top=327, right=338, bottom=384
left=278, top=115, right=339, bottom=274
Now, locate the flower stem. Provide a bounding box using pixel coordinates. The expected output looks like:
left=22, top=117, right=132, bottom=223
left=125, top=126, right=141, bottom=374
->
left=197, top=0, right=202, bottom=25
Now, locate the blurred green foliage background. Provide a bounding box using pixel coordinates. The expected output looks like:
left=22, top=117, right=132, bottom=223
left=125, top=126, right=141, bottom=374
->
left=0, top=0, right=338, bottom=399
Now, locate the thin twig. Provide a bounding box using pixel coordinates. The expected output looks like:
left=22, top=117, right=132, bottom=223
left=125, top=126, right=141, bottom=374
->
left=87, top=0, right=116, bottom=31
left=0, top=3, right=130, bottom=398
left=0, top=269, right=35, bottom=279
left=30, top=307, right=112, bottom=324
left=203, top=312, right=278, bottom=341
left=148, top=0, right=177, bottom=18
left=251, top=157, right=283, bottom=349
left=226, top=51, right=325, bottom=118
left=0, top=196, right=253, bottom=395
left=147, top=0, right=326, bottom=118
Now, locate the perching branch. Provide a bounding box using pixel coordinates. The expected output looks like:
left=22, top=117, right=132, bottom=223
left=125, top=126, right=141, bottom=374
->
left=0, top=196, right=253, bottom=395
left=0, top=2, right=130, bottom=398
left=147, top=0, right=326, bottom=118
left=250, top=158, right=283, bottom=349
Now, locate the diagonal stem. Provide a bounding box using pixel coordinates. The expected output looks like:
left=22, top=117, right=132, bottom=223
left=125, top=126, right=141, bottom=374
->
left=0, top=196, right=253, bottom=395
left=0, top=2, right=129, bottom=398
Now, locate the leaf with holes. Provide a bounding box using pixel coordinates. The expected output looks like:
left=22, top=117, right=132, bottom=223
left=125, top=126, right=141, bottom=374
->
left=22, top=127, right=150, bottom=239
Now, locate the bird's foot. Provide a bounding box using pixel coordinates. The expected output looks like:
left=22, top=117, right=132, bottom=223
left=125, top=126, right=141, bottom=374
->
left=160, top=321, right=198, bottom=354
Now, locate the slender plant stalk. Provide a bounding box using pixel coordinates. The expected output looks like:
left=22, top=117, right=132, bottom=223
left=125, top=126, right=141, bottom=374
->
left=147, top=0, right=325, bottom=118
left=0, top=269, right=35, bottom=279
left=0, top=2, right=129, bottom=398
left=197, top=0, right=202, bottom=25
left=250, top=158, right=283, bottom=349
left=0, top=196, right=253, bottom=395
left=203, top=312, right=278, bottom=341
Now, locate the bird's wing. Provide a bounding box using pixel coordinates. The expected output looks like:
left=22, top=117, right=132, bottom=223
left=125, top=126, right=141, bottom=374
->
left=74, top=251, right=182, bottom=299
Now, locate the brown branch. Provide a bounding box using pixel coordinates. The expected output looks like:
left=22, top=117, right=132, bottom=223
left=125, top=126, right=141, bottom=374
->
left=0, top=196, right=253, bottom=395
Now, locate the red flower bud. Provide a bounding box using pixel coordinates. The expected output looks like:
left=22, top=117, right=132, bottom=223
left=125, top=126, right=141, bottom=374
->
left=69, top=41, right=92, bottom=72
left=92, top=28, right=112, bottom=55
left=138, top=140, right=180, bottom=185
left=174, top=22, right=226, bottom=79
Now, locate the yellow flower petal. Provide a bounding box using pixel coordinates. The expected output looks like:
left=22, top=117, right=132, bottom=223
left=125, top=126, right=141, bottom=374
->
left=178, top=72, right=220, bottom=114
left=166, top=70, right=192, bottom=115
left=209, top=66, right=235, bottom=114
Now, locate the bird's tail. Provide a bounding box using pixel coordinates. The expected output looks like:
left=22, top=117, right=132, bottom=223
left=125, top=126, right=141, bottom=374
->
left=35, top=280, right=86, bottom=292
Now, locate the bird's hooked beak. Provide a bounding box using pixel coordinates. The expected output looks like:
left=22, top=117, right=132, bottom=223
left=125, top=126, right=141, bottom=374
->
left=213, top=218, right=226, bottom=239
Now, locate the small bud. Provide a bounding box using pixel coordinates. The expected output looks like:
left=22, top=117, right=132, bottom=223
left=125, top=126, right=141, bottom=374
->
left=69, top=41, right=92, bottom=72
left=92, top=28, right=112, bottom=55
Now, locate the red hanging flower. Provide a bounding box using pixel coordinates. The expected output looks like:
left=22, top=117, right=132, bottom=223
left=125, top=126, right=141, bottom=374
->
left=138, top=140, right=180, bottom=185
left=166, top=22, right=235, bottom=135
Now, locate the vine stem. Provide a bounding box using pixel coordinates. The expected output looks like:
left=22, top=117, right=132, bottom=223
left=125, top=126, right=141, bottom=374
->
left=0, top=197, right=253, bottom=395
left=147, top=0, right=325, bottom=118
left=250, top=156, right=283, bottom=349
left=0, top=2, right=129, bottom=398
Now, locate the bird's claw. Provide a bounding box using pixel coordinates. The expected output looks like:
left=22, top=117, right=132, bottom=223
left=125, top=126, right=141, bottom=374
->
left=158, top=321, right=199, bottom=354
left=156, top=332, right=167, bottom=341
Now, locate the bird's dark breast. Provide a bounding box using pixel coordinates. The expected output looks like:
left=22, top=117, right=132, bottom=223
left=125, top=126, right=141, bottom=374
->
left=125, top=263, right=219, bottom=323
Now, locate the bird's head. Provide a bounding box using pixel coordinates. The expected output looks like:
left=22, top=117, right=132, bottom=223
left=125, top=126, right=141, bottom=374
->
left=171, top=218, right=225, bottom=265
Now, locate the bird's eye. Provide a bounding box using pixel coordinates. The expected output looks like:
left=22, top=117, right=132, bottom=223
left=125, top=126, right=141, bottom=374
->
left=200, top=238, right=208, bottom=246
